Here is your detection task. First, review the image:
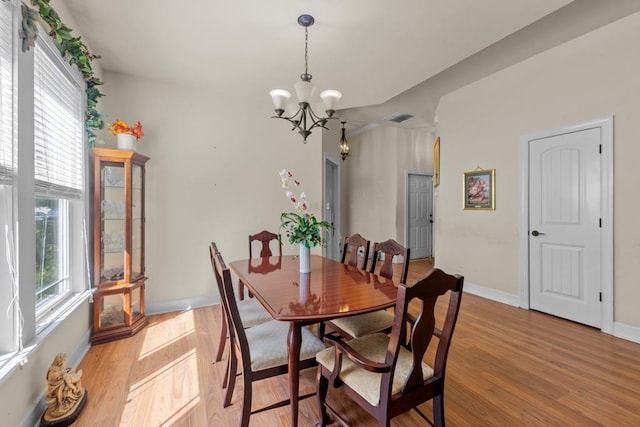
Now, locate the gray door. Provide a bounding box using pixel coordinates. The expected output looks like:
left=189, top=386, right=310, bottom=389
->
left=407, top=174, right=433, bottom=259
left=324, top=157, right=340, bottom=261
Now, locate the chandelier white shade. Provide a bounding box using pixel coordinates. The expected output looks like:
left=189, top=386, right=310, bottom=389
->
left=270, top=14, right=341, bottom=142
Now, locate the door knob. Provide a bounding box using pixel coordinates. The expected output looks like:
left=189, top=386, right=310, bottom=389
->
left=531, top=230, right=545, bottom=236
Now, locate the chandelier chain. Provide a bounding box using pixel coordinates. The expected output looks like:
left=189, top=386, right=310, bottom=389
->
left=304, top=26, right=309, bottom=76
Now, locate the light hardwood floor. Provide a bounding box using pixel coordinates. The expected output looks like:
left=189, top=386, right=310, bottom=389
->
left=74, top=259, right=640, bottom=426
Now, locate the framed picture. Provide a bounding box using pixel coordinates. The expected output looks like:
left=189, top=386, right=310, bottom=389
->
left=463, top=169, right=495, bottom=210
left=433, top=137, right=440, bottom=187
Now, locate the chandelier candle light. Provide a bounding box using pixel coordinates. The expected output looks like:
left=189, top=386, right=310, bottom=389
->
left=339, top=121, right=351, bottom=161
left=270, top=14, right=341, bottom=143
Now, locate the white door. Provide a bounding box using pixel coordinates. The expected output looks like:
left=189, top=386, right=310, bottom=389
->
left=407, top=174, right=433, bottom=259
left=529, top=127, right=601, bottom=328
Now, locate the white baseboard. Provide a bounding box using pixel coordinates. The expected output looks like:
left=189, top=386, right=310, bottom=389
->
left=464, top=282, right=640, bottom=344
left=146, top=295, right=218, bottom=316
left=613, top=322, right=640, bottom=344
left=463, top=281, right=521, bottom=307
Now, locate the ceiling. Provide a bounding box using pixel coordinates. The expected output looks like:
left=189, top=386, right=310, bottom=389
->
left=60, top=0, right=640, bottom=133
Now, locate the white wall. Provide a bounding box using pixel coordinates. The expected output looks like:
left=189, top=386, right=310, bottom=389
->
left=99, top=72, right=324, bottom=311
left=345, top=126, right=432, bottom=245
left=435, top=11, right=640, bottom=328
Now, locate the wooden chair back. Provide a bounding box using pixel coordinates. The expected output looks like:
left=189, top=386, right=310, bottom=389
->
left=369, top=238, right=410, bottom=284
left=240, top=231, right=281, bottom=300
left=248, top=230, right=281, bottom=258
left=392, top=268, right=463, bottom=394
left=211, top=246, right=247, bottom=360
left=341, top=233, right=370, bottom=270
left=210, top=242, right=235, bottom=362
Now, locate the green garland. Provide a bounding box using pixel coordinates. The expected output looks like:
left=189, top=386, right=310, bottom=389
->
left=29, top=0, right=105, bottom=147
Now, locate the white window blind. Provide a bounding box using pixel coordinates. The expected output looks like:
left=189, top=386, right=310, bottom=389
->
left=0, top=1, right=13, bottom=185
left=34, top=39, right=84, bottom=198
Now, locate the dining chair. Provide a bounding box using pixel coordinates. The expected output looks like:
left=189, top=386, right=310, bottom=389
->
left=238, top=230, right=282, bottom=300
left=209, top=243, right=271, bottom=364
left=317, top=233, right=371, bottom=339
left=213, top=245, right=326, bottom=427
left=341, top=233, right=370, bottom=270
left=326, top=239, right=410, bottom=339
left=316, top=268, right=464, bottom=427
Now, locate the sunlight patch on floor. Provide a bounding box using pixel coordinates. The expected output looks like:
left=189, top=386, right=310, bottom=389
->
left=122, top=348, right=200, bottom=426
left=139, top=310, right=196, bottom=358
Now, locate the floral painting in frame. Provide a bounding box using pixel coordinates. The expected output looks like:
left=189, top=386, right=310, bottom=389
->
left=463, top=169, right=495, bottom=210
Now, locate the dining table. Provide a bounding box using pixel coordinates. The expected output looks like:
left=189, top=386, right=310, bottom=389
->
left=229, top=254, right=399, bottom=427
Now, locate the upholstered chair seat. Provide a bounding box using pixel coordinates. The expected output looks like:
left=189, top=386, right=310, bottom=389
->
left=246, top=320, right=326, bottom=371
left=316, top=332, right=433, bottom=406
left=237, top=298, right=272, bottom=328
left=328, top=310, right=395, bottom=339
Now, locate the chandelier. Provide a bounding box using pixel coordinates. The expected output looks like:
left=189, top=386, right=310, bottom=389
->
left=339, top=121, right=351, bottom=161
left=269, top=14, right=341, bottom=143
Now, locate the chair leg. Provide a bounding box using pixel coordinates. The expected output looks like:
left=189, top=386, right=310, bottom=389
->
left=433, top=393, right=445, bottom=427
left=240, top=373, right=253, bottom=427
left=317, top=321, right=326, bottom=339
left=216, top=310, right=228, bottom=362
left=224, top=348, right=238, bottom=408
left=316, top=367, right=330, bottom=427
left=223, top=354, right=229, bottom=388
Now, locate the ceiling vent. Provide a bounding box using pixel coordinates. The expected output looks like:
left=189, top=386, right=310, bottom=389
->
left=383, top=112, right=414, bottom=123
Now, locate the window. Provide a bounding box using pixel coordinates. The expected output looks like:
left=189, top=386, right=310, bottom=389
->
left=35, top=198, right=69, bottom=308
left=0, top=2, right=88, bottom=367
left=33, top=35, right=84, bottom=319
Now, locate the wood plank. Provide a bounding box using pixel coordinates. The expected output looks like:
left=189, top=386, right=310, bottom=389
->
left=73, top=259, right=640, bottom=426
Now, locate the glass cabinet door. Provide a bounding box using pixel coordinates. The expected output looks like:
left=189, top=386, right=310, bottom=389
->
left=132, top=164, right=143, bottom=279
left=101, top=163, right=125, bottom=282
left=100, top=293, right=125, bottom=327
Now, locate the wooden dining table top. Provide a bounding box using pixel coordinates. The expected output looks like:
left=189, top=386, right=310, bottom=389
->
left=229, top=254, right=399, bottom=322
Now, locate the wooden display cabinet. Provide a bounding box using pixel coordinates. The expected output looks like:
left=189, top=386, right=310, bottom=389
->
left=91, top=148, right=150, bottom=345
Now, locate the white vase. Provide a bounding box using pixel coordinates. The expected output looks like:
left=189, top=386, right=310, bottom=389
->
left=299, top=272, right=310, bottom=304
left=299, top=244, right=310, bottom=273
left=117, top=133, right=136, bottom=151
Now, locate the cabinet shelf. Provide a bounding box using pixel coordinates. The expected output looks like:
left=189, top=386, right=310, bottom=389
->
left=92, top=148, right=150, bottom=345
left=102, top=249, right=125, bottom=254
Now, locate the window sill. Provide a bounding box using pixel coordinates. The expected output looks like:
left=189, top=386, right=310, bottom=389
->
left=0, top=290, right=92, bottom=384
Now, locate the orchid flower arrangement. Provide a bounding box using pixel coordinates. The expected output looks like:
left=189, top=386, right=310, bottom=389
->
left=279, top=169, right=331, bottom=248
left=108, top=119, right=145, bottom=140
